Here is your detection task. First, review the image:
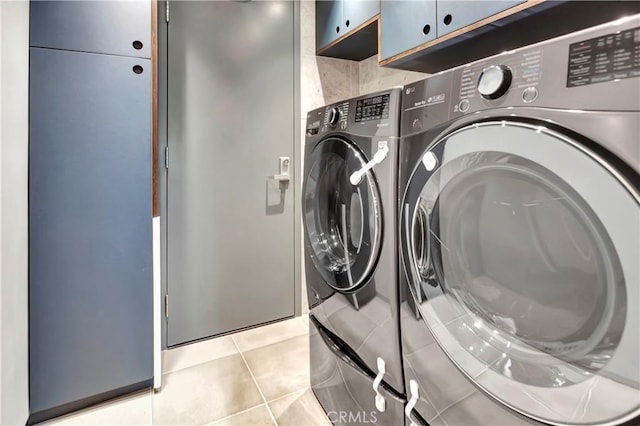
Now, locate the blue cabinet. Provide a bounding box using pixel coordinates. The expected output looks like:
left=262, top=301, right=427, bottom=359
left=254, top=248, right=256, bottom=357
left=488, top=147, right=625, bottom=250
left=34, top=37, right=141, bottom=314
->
left=30, top=0, right=151, bottom=58
left=380, top=0, right=436, bottom=61
left=316, top=0, right=380, bottom=53
left=343, top=0, right=379, bottom=32
left=29, top=46, right=153, bottom=422
left=28, top=1, right=153, bottom=422
left=316, top=0, right=343, bottom=50
left=378, top=0, right=638, bottom=72
left=380, top=0, right=526, bottom=61
left=436, top=0, right=526, bottom=37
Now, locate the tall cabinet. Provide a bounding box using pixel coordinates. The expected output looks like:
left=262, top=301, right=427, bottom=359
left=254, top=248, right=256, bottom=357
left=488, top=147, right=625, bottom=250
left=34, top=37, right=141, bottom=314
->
left=28, top=2, right=153, bottom=423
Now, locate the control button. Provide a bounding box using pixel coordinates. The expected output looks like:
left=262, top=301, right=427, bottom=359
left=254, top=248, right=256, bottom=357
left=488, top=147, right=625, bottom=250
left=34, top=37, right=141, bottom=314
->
left=328, top=107, right=340, bottom=127
left=306, top=128, right=319, bottom=135
left=412, top=119, right=422, bottom=131
left=522, top=86, right=538, bottom=103
left=477, top=65, right=512, bottom=100
left=458, top=99, right=470, bottom=112
left=340, top=121, right=347, bottom=130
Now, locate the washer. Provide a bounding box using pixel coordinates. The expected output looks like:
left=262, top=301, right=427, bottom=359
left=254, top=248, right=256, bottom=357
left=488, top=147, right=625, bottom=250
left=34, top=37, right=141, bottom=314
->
left=303, top=89, right=405, bottom=424
left=399, top=16, right=640, bottom=426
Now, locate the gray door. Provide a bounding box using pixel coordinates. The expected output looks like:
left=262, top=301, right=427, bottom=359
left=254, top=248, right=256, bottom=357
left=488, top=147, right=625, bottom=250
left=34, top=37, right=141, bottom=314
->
left=29, top=47, right=152, bottom=414
left=167, top=1, right=296, bottom=346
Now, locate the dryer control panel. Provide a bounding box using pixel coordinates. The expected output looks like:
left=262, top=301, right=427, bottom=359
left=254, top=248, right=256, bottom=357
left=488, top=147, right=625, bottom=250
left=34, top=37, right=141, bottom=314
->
left=440, top=14, right=640, bottom=123
left=567, top=26, right=640, bottom=87
left=401, top=73, right=452, bottom=137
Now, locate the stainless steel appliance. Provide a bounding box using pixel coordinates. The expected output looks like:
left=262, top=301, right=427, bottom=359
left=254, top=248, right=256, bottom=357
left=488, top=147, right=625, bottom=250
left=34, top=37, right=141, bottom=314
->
left=399, top=15, right=640, bottom=426
left=303, top=89, right=405, bottom=424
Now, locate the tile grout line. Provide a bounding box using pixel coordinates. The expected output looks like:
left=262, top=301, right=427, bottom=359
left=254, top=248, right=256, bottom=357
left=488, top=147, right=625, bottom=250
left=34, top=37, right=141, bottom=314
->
left=207, top=402, right=270, bottom=426
left=231, top=336, right=279, bottom=426
left=265, top=386, right=310, bottom=405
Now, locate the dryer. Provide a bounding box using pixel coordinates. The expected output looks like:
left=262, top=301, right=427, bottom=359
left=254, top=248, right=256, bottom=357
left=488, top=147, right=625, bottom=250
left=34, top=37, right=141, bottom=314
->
left=303, top=89, right=405, bottom=424
left=399, top=15, right=640, bottom=426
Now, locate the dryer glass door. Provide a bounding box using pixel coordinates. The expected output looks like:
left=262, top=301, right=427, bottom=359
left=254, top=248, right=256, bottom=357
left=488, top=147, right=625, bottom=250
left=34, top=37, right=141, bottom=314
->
left=400, top=121, right=639, bottom=425
left=304, top=137, right=382, bottom=292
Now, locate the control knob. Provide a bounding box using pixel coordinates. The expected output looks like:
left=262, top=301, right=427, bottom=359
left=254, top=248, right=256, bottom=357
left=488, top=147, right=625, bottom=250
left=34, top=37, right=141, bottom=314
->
left=328, top=107, right=341, bottom=127
left=477, top=65, right=512, bottom=100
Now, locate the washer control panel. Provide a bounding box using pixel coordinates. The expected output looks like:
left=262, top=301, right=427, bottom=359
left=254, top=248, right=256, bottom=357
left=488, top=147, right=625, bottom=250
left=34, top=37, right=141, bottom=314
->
left=355, top=93, right=391, bottom=122
left=306, top=88, right=402, bottom=140
left=324, top=102, right=349, bottom=131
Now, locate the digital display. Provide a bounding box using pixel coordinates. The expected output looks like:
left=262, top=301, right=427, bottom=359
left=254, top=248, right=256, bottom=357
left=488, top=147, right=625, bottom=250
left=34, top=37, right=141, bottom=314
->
left=355, top=93, right=390, bottom=122
left=567, top=26, right=640, bottom=87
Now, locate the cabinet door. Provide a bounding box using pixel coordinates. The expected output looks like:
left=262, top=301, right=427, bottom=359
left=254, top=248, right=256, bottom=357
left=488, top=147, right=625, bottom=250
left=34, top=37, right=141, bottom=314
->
left=437, top=0, right=526, bottom=37
left=29, top=47, right=152, bottom=416
left=380, top=0, right=437, bottom=60
left=30, top=0, right=151, bottom=58
left=316, top=0, right=343, bottom=50
left=342, top=0, right=379, bottom=33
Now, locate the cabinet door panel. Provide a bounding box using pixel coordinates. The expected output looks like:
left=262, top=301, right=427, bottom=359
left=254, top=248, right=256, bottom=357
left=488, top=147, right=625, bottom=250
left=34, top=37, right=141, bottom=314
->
left=381, top=0, right=437, bottom=60
left=30, top=0, right=150, bottom=58
left=343, top=0, right=379, bottom=33
left=437, top=0, right=526, bottom=37
left=29, top=47, right=152, bottom=414
left=316, top=0, right=343, bottom=49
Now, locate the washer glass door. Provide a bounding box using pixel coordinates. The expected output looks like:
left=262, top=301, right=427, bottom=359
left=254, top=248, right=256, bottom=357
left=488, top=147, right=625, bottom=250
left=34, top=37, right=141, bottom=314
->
left=401, top=121, right=639, bottom=425
left=304, top=137, right=382, bottom=292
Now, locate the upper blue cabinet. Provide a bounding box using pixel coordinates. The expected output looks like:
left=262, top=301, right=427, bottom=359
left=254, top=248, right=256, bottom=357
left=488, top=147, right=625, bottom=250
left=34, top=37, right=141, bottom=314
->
left=380, top=0, right=525, bottom=61
left=316, top=0, right=380, bottom=59
left=316, top=0, right=343, bottom=50
left=380, top=0, right=436, bottom=61
left=436, top=0, right=525, bottom=36
left=343, top=0, right=380, bottom=33
left=30, top=1, right=151, bottom=58
left=378, top=0, right=640, bottom=72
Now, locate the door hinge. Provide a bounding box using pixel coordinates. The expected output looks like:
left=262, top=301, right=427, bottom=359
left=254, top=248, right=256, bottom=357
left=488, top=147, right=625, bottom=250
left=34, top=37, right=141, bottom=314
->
left=165, top=0, right=169, bottom=23
left=164, top=294, right=169, bottom=317
left=164, top=146, right=169, bottom=169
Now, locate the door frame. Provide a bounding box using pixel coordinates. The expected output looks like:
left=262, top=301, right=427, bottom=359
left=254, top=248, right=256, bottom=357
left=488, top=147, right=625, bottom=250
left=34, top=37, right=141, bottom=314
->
left=156, top=0, right=302, bottom=349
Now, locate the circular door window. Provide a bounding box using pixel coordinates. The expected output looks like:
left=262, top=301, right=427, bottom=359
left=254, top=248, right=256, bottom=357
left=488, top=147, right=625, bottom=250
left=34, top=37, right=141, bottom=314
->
left=303, top=137, right=382, bottom=292
left=401, top=121, right=640, bottom=425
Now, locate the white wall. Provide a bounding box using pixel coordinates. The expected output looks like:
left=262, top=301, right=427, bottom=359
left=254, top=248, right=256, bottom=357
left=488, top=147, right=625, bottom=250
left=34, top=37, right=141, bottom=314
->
left=0, top=1, right=30, bottom=424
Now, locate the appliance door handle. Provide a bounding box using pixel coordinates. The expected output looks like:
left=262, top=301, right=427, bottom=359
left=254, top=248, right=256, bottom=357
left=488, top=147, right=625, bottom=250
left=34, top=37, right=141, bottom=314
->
left=405, top=380, right=420, bottom=426
left=350, top=144, right=389, bottom=186
left=372, top=357, right=387, bottom=412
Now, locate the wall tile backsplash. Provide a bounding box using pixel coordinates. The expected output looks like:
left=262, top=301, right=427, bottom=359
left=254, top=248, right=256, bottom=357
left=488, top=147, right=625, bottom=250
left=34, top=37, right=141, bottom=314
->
left=359, top=55, right=427, bottom=95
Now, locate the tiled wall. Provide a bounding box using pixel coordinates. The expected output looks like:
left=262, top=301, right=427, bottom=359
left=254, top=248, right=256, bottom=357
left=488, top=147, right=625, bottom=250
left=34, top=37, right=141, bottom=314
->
left=300, top=2, right=359, bottom=119
left=359, top=55, right=427, bottom=95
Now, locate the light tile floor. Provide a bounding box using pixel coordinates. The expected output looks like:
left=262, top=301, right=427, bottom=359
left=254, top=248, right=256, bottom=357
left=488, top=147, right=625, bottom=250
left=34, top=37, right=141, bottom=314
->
left=42, top=315, right=331, bottom=426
